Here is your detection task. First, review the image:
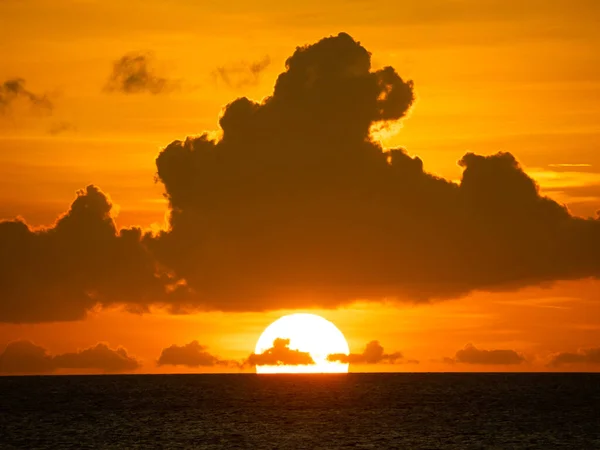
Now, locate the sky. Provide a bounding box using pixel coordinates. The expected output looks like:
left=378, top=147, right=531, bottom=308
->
left=1, top=0, right=600, bottom=374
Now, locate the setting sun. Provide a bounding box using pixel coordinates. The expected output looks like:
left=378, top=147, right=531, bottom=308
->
left=254, top=314, right=350, bottom=374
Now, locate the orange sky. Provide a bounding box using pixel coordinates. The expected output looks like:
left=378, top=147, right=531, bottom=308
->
left=1, top=0, right=600, bottom=374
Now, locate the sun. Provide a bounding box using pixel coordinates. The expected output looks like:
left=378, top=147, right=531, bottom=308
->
left=254, top=313, right=349, bottom=374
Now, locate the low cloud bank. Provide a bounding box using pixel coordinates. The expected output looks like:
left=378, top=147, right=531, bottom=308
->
left=0, top=340, right=140, bottom=374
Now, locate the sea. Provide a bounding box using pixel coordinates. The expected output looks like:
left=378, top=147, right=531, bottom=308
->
left=1, top=373, right=599, bottom=449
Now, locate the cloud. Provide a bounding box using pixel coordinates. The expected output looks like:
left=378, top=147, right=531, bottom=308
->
left=246, top=338, right=315, bottom=367
left=213, top=56, right=271, bottom=89
left=548, top=348, right=600, bottom=367
left=327, top=340, right=407, bottom=364
left=52, top=343, right=140, bottom=371
left=157, top=341, right=223, bottom=367
left=2, top=32, right=600, bottom=321
left=0, top=340, right=54, bottom=374
left=149, top=32, right=600, bottom=310
left=0, top=78, right=53, bottom=115
left=0, top=340, right=140, bottom=374
left=0, top=185, right=179, bottom=323
left=446, top=344, right=525, bottom=365
left=105, top=52, right=176, bottom=95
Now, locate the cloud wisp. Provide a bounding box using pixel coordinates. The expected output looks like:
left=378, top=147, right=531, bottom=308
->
left=48, top=121, right=76, bottom=135
left=0, top=78, right=53, bottom=115
left=105, top=52, right=176, bottom=95
left=213, top=56, right=271, bottom=89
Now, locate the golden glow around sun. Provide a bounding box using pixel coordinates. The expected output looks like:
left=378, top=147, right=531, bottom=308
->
left=254, top=313, right=350, bottom=374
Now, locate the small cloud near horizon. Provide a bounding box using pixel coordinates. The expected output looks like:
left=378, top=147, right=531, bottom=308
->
left=444, top=344, right=525, bottom=365
left=0, top=340, right=140, bottom=374
left=246, top=338, right=315, bottom=367
left=157, top=341, right=236, bottom=368
left=548, top=347, right=600, bottom=367
left=327, top=340, right=412, bottom=364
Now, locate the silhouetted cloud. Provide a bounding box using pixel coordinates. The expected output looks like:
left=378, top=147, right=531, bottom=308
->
left=213, top=56, right=271, bottom=89
left=157, top=341, right=223, bottom=367
left=0, top=340, right=140, bottom=374
left=446, top=344, right=525, bottom=365
left=52, top=343, right=140, bottom=371
left=0, top=78, right=53, bottom=115
left=2, top=32, right=600, bottom=321
left=0, top=185, right=180, bottom=323
left=150, top=32, right=600, bottom=311
left=548, top=348, right=600, bottom=367
left=246, top=338, right=315, bottom=367
left=0, top=340, right=54, bottom=374
left=327, top=340, right=406, bottom=364
left=105, top=52, right=175, bottom=95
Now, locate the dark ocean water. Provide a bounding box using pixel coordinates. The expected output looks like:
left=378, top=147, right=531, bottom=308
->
left=1, top=373, right=599, bottom=449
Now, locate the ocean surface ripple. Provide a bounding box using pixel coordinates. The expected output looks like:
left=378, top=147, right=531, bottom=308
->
left=1, top=373, right=599, bottom=449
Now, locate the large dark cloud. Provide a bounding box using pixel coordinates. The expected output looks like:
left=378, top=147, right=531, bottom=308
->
left=149, top=32, right=599, bottom=310
left=2, top=32, right=600, bottom=322
left=548, top=348, right=600, bottom=367
left=157, top=341, right=225, bottom=367
left=327, top=340, right=406, bottom=364
left=0, top=340, right=140, bottom=374
left=105, top=52, right=175, bottom=95
left=213, top=56, right=271, bottom=89
left=246, top=338, right=315, bottom=367
left=0, top=78, right=53, bottom=115
left=446, top=344, right=525, bottom=365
